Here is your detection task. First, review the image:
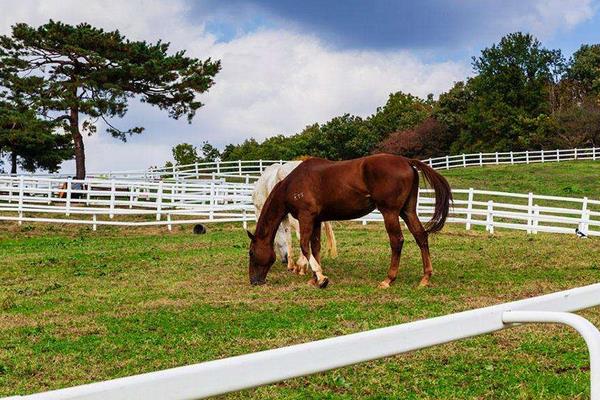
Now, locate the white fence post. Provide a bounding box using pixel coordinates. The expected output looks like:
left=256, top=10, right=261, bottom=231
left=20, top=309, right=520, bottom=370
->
left=445, top=155, right=450, bottom=170
left=574, top=148, right=578, bottom=160
left=18, top=176, right=24, bottom=225
left=466, top=188, right=474, bottom=230
left=129, top=185, right=134, bottom=209
left=533, top=205, right=539, bottom=234
left=594, top=147, right=597, bottom=161
left=556, top=149, right=560, bottom=162
left=209, top=179, right=215, bottom=221
left=238, top=160, right=242, bottom=175
left=259, top=159, right=263, bottom=172
left=47, top=180, right=53, bottom=204
left=541, top=149, right=545, bottom=163
left=167, top=213, right=172, bottom=231
left=66, top=177, right=72, bottom=216
left=527, top=192, right=534, bottom=234
left=109, top=180, right=116, bottom=219
left=462, top=154, right=466, bottom=167
left=86, top=182, right=91, bottom=206
left=156, top=181, right=163, bottom=221
left=510, top=151, right=514, bottom=165
left=93, top=214, right=97, bottom=231
left=479, top=152, right=483, bottom=166
left=526, top=150, right=529, bottom=164
left=495, top=152, right=499, bottom=165
left=486, top=200, right=494, bottom=234
left=243, top=208, right=248, bottom=230
left=580, top=197, right=589, bottom=235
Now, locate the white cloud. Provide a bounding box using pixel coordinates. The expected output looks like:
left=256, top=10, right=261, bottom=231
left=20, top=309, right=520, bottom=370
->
left=521, top=0, right=595, bottom=37
left=0, top=0, right=594, bottom=172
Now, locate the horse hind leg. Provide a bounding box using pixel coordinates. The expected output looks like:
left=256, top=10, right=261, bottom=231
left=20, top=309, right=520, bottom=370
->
left=379, top=209, right=404, bottom=289
left=401, top=210, right=433, bottom=287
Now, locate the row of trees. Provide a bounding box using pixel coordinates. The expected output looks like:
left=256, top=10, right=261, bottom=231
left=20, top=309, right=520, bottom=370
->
left=171, top=33, right=600, bottom=166
left=0, top=20, right=220, bottom=177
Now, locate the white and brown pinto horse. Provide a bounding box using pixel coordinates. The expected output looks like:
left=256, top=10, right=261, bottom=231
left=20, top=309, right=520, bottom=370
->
left=252, top=161, right=337, bottom=275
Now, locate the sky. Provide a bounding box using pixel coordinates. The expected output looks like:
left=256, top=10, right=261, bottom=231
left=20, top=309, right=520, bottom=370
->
left=1, top=0, right=599, bottom=173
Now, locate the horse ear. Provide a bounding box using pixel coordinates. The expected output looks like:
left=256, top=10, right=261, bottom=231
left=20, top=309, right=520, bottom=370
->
left=246, top=230, right=255, bottom=241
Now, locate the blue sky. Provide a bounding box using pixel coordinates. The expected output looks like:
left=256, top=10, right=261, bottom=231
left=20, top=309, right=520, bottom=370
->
left=1, top=0, right=599, bottom=172
left=195, top=0, right=600, bottom=63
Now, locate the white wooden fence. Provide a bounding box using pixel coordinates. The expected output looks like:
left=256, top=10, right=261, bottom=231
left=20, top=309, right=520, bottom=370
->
left=130, top=146, right=600, bottom=182
left=19, top=146, right=592, bottom=182
left=1, top=175, right=598, bottom=237
left=426, top=146, right=599, bottom=170
left=4, top=283, right=600, bottom=400
left=0, top=176, right=255, bottom=230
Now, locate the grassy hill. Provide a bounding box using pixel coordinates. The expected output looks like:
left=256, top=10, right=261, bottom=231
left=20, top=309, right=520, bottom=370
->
left=1, top=222, right=599, bottom=399
left=440, top=160, right=600, bottom=198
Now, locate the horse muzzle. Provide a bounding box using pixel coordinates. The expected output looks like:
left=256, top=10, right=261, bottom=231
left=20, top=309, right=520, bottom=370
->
left=250, top=278, right=266, bottom=286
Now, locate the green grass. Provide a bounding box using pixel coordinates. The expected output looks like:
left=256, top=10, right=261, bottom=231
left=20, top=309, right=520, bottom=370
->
left=1, top=222, right=599, bottom=399
left=441, top=160, right=600, bottom=197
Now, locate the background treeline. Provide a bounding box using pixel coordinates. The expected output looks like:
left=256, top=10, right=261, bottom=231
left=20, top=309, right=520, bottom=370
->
left=172, top=33, right=600, bottom=166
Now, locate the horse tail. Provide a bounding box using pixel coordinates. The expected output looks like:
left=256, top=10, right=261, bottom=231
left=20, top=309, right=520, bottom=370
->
left=323, top=222, right=338, bottom=258
left=407, top=159, right=452, bottom=234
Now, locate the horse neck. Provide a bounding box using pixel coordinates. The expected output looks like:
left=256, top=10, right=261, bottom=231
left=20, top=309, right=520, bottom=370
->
left=255, top=182, right=287, bottom=245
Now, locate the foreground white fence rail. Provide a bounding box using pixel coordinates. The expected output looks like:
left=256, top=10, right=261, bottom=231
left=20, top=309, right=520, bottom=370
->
left=0, top=176, right=599, bottom=236
left=4, top=283, right=600, bottom=400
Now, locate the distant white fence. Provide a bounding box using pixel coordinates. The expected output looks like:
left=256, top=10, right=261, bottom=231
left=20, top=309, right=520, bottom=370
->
left=139, top=146, right=600, bottom=182
left=0, top=176, right=598, bottom=237
left=23, top=146, right=592, bottom=182
left=4, top=283, right=600, bottom=400
left=426, top=146, right=599, bottom=170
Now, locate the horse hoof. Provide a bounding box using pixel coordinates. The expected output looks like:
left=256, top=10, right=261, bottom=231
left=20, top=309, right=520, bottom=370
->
left=378, top=281, right=390, bottom=289
left=418, top=279, right=430, bottom=288
left=318, top=277, right=329, bottom=289
left=307, top=278, right=318, bottom=287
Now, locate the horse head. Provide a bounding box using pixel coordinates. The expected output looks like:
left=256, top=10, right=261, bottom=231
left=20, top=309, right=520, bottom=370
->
left=246, top=230, right=275, bottom=286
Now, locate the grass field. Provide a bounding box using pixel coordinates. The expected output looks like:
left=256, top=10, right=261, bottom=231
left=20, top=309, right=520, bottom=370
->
left=1, top=220, right=599, bottom=399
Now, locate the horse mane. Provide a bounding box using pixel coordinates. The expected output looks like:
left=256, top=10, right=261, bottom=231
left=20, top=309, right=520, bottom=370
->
left=254, top=180, right=288, bottom=243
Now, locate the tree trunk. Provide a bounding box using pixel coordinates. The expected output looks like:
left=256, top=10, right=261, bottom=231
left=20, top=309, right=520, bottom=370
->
left=70, top=105, right=86, bottom=179
left=10, top=152, right=17, bottom=175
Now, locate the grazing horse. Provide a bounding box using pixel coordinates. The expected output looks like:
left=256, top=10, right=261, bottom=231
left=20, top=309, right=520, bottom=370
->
left=252, top=161, right=337, bottom=275
left=247, top=154, right=452, bottom=289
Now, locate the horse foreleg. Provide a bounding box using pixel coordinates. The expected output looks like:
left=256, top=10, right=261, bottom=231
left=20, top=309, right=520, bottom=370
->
left=299, top=216, right=328, bottom=288
left=290, top=216, right=307, bottom=274
left=379, top=209, right=404, bottom=289
left=401, top=210, right=432, bottom=287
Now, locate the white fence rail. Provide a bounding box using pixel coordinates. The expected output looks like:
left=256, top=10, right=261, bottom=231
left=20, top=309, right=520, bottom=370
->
left=1, top=176, right=599, bottom=236
left=4, top=283, right=600, bottom=400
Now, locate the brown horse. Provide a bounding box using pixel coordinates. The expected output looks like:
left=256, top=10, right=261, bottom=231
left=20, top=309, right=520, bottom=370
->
left=247, top=154, right=452, bottom=289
